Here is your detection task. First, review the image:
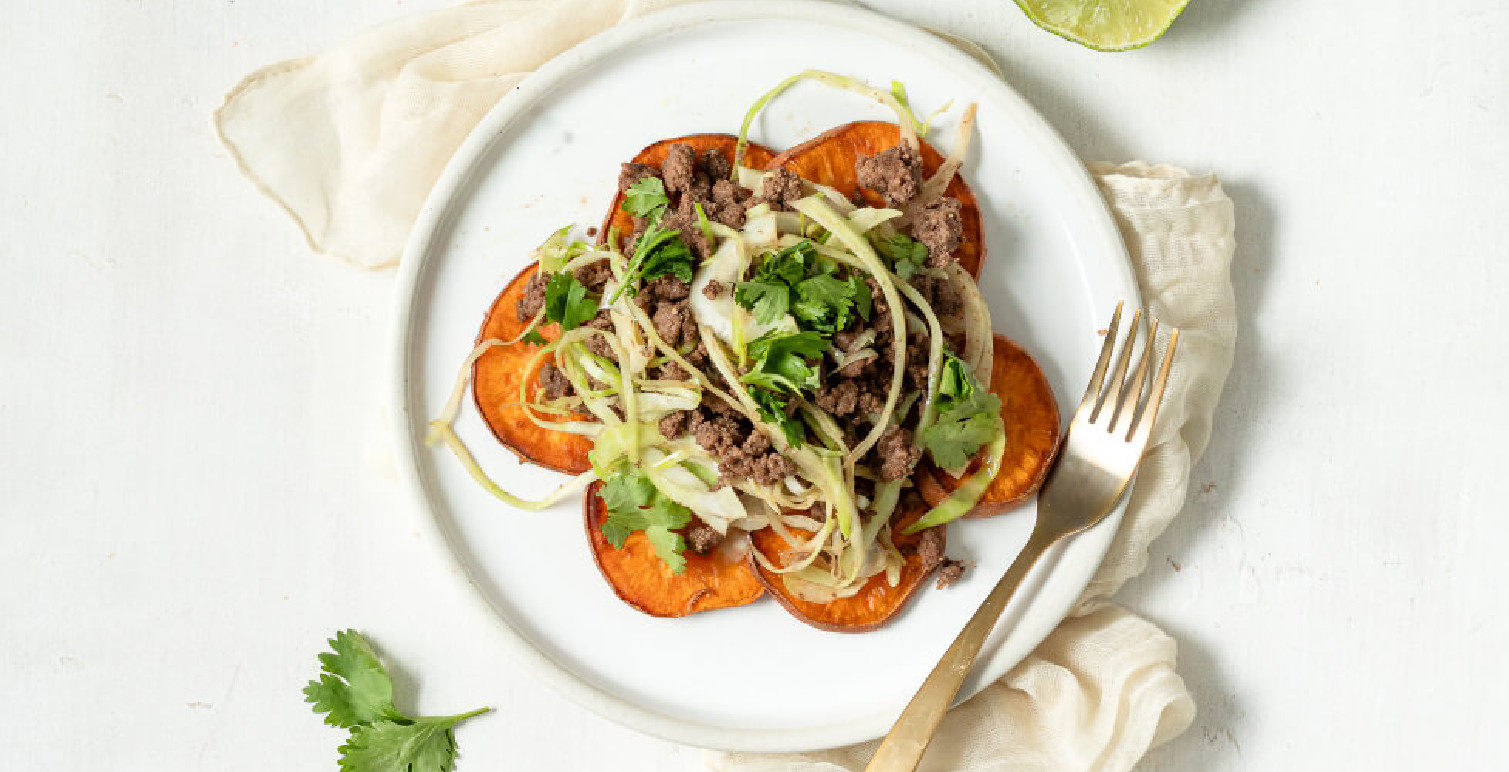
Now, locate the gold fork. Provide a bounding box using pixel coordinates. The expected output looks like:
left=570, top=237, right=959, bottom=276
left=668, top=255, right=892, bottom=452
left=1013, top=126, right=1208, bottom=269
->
left=864, top=304, right=1179, bottom=772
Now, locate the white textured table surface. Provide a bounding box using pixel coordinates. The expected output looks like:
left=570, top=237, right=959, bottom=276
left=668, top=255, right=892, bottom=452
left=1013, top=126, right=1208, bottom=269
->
left=4, top=1, right=1506, bottom=769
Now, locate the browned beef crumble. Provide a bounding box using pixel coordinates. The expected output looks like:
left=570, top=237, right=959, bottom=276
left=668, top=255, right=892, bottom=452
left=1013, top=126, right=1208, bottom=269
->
left=915, top=197, right=964, bottom=267
left=760, top=168, right=805, bottom=210
left=909, top=273, right=963, bottom=319
left=574, top=261, right=613, bottom=293
left=619, top=162, right=660, bottom=193
left=814, top=379, right=860, bottom=416
left=661, top=143, right=697, bottom=193
left=516, top=271, right=550, bottom=322
left=662, top=198, right=711, bottom=260
left=658, top=410, right=691, bottom=440
left=855, top=144, right=922, bottom=208
left=582, top=311, right=615, bottom=359
left=538, top=362, right=572, bottom=400
left=877, top=425, right=921, bottom=482
left=655, top=361, right=690, bottom=381
left=671, top=402, right=796, bottom=486
left=701, top=147, right=732, bottom=181
left=916, top=526, right=945, bottom=571
left=702, top=278, right=726, bottom=300
left=707, top=180, right=750, bottom=227
left=685, top=522, right=723, bottom=555
left=935, top=558, right=968, bottom=589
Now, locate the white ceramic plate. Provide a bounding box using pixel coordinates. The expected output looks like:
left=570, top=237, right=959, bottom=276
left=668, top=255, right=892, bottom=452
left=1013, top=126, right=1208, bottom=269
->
left=390, top=0, right=1137, bottom=752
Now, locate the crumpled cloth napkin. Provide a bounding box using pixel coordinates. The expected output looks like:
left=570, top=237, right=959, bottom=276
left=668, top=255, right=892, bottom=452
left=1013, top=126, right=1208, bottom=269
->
left=215, top=2, right=1236, bottom=770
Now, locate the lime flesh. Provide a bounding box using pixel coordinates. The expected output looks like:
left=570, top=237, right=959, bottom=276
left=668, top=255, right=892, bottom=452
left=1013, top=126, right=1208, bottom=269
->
left=1014, top=0, right=1193, bottom=51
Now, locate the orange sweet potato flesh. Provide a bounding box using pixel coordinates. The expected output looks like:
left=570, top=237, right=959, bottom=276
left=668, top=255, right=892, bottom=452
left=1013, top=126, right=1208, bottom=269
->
left=599, top=134, right=776, bottom=251
left=472, top=262, right=594, bottom=474
left=748, top=500, right=941, bottom=633
left=583, top=482, right=765, bottom=617
left=764, top=120, right=985, bottom=279
left=917, top=334, right=1061, bottom=518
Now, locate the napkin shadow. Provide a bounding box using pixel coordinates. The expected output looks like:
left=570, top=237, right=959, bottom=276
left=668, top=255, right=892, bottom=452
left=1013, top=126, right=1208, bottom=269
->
left=1120, top=179, right=1276, bottom=770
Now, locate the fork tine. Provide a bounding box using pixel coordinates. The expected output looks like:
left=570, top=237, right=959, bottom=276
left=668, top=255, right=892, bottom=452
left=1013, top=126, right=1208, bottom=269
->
left=1095, top=308, right=1142, bottom=422
left=1077, top=302, right=1123, bottom=416
left=1128, top=328, right=1179, bottom=444
left=1112, top=317, right=1159, bottom=430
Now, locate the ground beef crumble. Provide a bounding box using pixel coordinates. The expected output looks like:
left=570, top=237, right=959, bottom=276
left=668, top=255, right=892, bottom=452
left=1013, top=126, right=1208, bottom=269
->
left=685, top=522, right=723, bottom=555
left=855, top=144, right=922, bottom=208
left=538, top=362, right=572, bottom=400
left=935, top=558, right=968, bottom=589
left=516, top=271, right=550, bottom=322
left=877, top=425, right=921, bottom=482
left=914, top=197, right=964, bottom=267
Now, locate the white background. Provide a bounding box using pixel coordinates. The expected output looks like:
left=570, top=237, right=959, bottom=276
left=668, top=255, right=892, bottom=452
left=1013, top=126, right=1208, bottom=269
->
left=3, top=0, right=1506, bottom=770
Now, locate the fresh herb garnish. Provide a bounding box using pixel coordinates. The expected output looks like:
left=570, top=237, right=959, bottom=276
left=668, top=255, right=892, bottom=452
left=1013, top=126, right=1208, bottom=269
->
left=600, top=467, right=693, bottom=572
left=622, top=176, right=670, bottom=219
left=543, top=271, right=599, bottom=332
left=734, top=240, right=869, bottom=332
left=921, top=355, right=1004, bottom=469
left=871, top=231, right=929, bottom=279
left=608, top=221, right=695, bottom=305
left=305, top=630, right=489, bottom=772
left=738, top=328, right=830, bottom=447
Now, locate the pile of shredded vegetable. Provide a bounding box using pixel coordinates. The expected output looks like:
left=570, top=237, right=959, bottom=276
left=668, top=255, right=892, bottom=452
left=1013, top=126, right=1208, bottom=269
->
left=427, top=71, right=1005, bottom=604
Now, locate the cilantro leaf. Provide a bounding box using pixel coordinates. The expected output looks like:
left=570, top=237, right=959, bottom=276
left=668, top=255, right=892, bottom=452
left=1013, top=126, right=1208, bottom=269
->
left=307, top=630, right=489, bottom=772
left=921, top=356, right=1004, bottom=469
left=543, top=272, right=599, bottom=332
left=792, top=273, right=859, bottom=333
left=609, top=221, right=694, bottom=304
left=744, top=329, right=828, bottom=393
left=746, top=328, right=829, bottom=362
left=749, top=387, right=806, bottom=447
left=304, top=630, right=400, bottom=728
left=622, top=176, right=670, bottom=218
left=599, top=468, right=693, bottom=572
left=520, top=329, right=548, bottom=346
left=733, top=280, right=789, bottom=324
left=338, top=713, right=486, bottom=772
left=872, top=232, right=929, bottom=279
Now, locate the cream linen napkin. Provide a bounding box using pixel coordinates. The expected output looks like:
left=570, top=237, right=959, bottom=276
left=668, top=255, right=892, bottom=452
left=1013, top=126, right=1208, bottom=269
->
left=216, top=3, right=1236, bottom=770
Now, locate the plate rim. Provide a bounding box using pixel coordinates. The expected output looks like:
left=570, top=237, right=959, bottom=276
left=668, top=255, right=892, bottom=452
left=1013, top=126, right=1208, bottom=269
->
left=387, top=0, right=1139, bottom=752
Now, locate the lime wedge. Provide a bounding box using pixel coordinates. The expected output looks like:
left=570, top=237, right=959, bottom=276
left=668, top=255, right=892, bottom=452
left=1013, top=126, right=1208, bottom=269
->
left=1013, top=0, right=1193, bottom=51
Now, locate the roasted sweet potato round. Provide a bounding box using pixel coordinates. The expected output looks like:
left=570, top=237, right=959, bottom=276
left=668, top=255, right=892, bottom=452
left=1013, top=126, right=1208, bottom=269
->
left=472, top=262, right=595, bottom=474
left=599, top=134, right=776, bottom=251
left=918, top=334, right=1061, bottom=518
left=584, top=482, right=765, bottom=617
left=748, top=499, right=942, bottom=633
left=763, top=120, right=985, bottom=279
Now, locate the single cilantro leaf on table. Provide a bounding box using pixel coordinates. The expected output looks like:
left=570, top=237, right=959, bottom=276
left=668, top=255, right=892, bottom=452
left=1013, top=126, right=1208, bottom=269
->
left=543, top=272, right=599, bottom=332
left=338, top=713, right=486, bottom=772
left=872, top=231, right=929, bottom=279
left=306, top=630, right=489, bottom=772
left=622, top=176, right=670, bottom=219
left=304, top=629, right=400, bottom=728
left=600, top=468, right=693, bottom=572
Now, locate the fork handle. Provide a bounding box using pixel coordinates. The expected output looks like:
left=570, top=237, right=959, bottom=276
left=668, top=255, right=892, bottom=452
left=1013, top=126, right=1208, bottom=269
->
left=863, top=528, right=1057, bottom=772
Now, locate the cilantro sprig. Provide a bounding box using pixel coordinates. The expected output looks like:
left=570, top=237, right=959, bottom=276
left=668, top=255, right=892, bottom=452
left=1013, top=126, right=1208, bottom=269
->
left=871, top=231, right=929, bottom=279
left=738, top=329, right=830, bottom=447
left=600, top=467, right=693, bottom=572
left=608, top=221, right=695, bottom=305
left=921, top=355, right=1004, bottom=469
left=305, top=630, right=489, bottom=772
left=734, top=240, right=870, bottom=332
left=622, top=176, right=670, bottom=219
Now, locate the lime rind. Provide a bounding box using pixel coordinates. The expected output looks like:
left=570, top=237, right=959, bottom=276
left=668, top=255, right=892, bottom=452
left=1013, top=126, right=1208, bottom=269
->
left=1013, top=0, right=1194, bottom=52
